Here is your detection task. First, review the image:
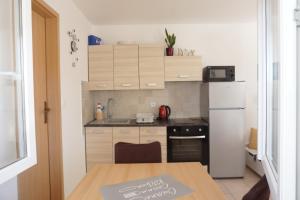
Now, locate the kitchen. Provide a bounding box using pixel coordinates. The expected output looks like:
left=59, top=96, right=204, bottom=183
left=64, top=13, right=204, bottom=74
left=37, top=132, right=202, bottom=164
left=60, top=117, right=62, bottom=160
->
left=81, top=19, right=260, bottom=200
left=0, top=0, right=268, bottom=199
left=79, top=4, right=261, bottom=199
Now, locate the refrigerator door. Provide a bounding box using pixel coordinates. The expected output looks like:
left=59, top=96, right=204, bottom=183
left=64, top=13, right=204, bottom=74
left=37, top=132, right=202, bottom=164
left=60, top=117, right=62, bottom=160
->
left=209, top=109, right=246, bottom=178
left=209, top=82, right=246, bottom=109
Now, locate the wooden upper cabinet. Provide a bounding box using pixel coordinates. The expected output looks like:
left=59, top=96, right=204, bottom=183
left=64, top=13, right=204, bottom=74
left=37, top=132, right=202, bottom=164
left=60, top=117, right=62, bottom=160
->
left=114, top=45, right=139, bottom=90
left=139, top=44, right=165, bottom=89
left=164, top=56, right=203, bottom=81
left=87, top=45, right=204, bottom=91
left=88, top=45, right=114, bottom=90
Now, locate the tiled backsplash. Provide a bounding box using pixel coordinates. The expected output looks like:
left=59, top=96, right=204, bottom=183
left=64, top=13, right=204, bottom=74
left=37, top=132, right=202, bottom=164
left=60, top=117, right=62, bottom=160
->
left=82, top=83, right=95, bottom=124
left=82, top=82, right=201, bottom=123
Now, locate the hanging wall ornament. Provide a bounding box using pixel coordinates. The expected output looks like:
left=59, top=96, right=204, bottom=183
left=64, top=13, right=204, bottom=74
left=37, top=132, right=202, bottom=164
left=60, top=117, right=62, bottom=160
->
left=68, top=29, right=80, bottom=67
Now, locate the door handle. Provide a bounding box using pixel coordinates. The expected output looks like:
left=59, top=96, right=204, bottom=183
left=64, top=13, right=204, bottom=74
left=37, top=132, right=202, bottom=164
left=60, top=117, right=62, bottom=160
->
left=44, top=101, right=51, bottom=124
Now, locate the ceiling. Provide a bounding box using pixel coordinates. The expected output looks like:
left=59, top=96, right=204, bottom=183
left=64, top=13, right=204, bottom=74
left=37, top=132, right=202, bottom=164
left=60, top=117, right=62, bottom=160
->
left=72, top=0, right=257, bottom=25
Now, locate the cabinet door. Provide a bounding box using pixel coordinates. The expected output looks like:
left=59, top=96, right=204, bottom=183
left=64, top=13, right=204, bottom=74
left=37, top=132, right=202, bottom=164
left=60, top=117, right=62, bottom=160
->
left=114, top=45, right=139, bottom=90
left=165, top=56, right=202, bottom=81
left=88, top=45, right=114, bottom=90
left=84, top=81, right=114, bottom=91
left=113, top=127, right=140, bottom=162
left=85, top=127, right=113, bottom=171
left=140, top=127, right=167, bottom=162
left=139, top=45, right=165, bottom=89
left=113, top=127, right=140, bottom=144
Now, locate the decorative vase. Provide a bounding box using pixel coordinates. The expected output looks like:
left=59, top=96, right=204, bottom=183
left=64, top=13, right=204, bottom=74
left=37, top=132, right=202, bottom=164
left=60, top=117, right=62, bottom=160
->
left=166, top=47, right=174, bottom=56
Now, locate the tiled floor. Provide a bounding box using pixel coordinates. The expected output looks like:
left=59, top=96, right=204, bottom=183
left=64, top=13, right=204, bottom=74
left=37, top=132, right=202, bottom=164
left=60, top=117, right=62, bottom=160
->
left=215, top=168, right=261, bottom=200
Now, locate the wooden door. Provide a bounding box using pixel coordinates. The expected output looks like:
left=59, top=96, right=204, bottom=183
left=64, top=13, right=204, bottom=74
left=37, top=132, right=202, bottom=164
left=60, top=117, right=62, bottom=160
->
left=18, top=10, right=51, bottom=200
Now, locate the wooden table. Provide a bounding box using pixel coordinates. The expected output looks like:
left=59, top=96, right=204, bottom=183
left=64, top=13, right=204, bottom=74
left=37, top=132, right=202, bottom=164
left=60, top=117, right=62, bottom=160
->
left=68, top=163, right=225, bottom=200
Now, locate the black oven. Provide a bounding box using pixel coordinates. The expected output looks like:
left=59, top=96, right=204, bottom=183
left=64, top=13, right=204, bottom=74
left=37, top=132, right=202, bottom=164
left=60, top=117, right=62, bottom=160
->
left=167, top=126, right=209, bottom=167
left=203, top=66, right=235, bottom=82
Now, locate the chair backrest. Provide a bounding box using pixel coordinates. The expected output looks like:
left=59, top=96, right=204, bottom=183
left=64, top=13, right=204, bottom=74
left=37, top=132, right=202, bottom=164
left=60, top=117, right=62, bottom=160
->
left=115, top=142, right=162, bottom=164
left=242, top=175, right=270, bottom=200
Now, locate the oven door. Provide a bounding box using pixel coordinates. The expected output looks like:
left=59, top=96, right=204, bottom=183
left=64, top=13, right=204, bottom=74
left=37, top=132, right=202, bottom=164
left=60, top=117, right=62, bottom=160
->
left=167, top=135, right=209, bottom=165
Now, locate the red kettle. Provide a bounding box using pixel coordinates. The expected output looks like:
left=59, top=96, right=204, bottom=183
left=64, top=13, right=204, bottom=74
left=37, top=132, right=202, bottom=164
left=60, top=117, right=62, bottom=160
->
left=159, top=105, right=171, bottom=120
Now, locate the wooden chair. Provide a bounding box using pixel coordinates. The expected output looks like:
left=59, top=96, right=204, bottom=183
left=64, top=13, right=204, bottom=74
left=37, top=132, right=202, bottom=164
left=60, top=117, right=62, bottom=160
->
left=115, top=142, right=162, bottom=164
left=242, top=175, right=270, bottom=200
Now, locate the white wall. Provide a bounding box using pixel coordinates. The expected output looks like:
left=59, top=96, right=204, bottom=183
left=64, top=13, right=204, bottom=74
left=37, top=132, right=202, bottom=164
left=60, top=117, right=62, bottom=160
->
left=91, top=23, right=258, bottom=134
left=0, top=178, right=18, bottom=200
left=40, top=0, right=91, bottom=197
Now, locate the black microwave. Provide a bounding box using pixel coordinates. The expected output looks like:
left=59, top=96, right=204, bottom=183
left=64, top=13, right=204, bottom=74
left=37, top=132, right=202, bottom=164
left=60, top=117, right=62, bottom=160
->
left=203, top=66, right=235, bottom=82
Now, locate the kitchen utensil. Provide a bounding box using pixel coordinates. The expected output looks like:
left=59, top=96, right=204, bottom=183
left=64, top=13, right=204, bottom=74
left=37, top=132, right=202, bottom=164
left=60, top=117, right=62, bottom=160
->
left=159, top=105, right=171, bottom=120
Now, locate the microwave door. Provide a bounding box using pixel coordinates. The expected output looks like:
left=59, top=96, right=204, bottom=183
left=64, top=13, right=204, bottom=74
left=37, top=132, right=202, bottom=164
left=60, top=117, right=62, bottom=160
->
left=211, top=69, right=226, bottom=79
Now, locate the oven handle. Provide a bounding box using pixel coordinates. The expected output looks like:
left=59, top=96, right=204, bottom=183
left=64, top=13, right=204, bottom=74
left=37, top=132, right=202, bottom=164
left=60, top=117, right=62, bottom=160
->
left=169, top=136, right=206, bottom=140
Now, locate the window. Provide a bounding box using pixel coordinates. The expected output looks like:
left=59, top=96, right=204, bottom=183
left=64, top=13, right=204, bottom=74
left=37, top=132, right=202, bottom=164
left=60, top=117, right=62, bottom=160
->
left=0, top=0, right=27, bottom=170
left=297, top=1, right=300, bottom=198
left=265, top=0, right=280, bottom=177
left=259, top=0, right=297, bottom=199
left=0, top=0, right=36, bottom=184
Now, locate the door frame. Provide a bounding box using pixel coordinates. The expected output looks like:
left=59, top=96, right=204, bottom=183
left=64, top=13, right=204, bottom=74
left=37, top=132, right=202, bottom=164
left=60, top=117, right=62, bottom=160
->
left=19, top=0, right=64, bottom=199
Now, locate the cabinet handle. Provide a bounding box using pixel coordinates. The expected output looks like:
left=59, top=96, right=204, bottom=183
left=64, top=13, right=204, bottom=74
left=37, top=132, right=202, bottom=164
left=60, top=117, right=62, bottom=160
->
left=121, top=83, right=132, bottom=87
left=97, top=84, right=107, bottom=87
left=146, top=83, right=157, bottom=87
left=177, top=75, right=190, bottom=78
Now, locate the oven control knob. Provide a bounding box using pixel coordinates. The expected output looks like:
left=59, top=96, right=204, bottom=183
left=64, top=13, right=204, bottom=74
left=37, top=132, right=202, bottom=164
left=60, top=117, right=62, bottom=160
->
left=198, top=128, right=202, bottom=132
left=186, top=128, right=189, bottom=132
left=173, top=129, right=176, bottom=132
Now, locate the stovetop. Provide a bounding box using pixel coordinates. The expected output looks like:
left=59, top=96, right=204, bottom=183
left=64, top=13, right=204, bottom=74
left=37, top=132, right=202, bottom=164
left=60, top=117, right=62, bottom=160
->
left=167, top=118, right=208, bottom=126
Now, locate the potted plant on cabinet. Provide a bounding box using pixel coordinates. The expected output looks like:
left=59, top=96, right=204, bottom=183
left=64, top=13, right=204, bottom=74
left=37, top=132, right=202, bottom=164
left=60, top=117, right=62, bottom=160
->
left=165, top=28, right=176, bottom=56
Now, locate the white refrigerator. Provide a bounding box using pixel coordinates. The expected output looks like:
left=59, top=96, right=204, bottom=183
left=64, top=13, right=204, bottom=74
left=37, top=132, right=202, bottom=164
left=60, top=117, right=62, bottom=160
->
left=201, top=81, right=246, bottom=178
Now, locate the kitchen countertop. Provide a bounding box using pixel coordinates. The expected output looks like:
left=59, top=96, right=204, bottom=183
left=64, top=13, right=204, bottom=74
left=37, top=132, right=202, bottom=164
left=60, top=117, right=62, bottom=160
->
left=84, top=118, right=208, bottom=127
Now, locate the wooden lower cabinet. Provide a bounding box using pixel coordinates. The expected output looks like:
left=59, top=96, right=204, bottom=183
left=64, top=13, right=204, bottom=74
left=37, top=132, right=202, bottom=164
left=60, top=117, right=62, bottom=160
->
left=85, top=127, right=113, bottom=171
left=112, top=127, right=140, bottom=162
left=140, top=127, right=167, bottom=162
left=85, top=126, right=167, bottom=172
left=113, top=127, right=140, bottom=144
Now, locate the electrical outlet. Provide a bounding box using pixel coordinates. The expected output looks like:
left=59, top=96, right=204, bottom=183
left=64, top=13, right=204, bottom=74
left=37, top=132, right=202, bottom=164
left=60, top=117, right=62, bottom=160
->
left=150, top=101, right=156, bottom=108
